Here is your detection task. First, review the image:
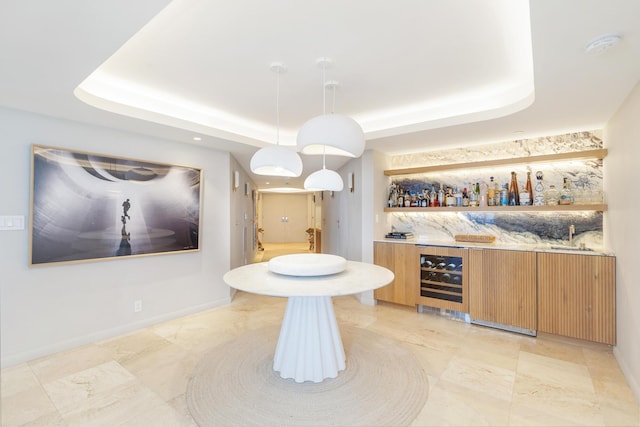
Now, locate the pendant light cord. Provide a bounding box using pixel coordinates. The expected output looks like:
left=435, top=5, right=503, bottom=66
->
left=276, top=68, right=280, bottom=146
left=321, top=61, right=327, bottom=169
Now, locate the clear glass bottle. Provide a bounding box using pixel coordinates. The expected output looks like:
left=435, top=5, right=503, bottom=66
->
left=500, top=183, right=509, bottom=206
left=469, top=183, right=479, bottom=207
left=545, top=184, right=560, bottom=206
left=445, top=187, right=456, bottom=207
left=479, top=181, right=488, bottom=207
left=454, top=186, right=462, bottom=206
left=437, top=183, right=445, bottom=207
left=533, top=171, right=545, bottom=206
left=487, top=177, right=496, bottom=206
left=559, top=177, right=574, bottom=205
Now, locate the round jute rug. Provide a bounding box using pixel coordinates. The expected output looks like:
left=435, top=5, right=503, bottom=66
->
left=186, top=325, right=428, bottom=427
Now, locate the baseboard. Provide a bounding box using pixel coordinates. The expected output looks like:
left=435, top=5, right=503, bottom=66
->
left=1, top=297, right=232, bottom=369
left=613, top=346, right=640, bottom=405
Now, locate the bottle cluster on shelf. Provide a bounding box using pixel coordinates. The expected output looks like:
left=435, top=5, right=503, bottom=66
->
left=388, top=171, right=603, bottom=208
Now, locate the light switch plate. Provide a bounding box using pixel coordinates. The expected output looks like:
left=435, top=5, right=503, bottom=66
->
left=0, top=215, right=25, bottom=230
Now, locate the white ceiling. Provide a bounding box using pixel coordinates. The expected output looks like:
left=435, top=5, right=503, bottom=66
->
left=1, top=0, right=639, bottom=190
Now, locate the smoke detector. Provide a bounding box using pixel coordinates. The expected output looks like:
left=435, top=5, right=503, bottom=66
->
left=585, top=34, right=621, bottom=55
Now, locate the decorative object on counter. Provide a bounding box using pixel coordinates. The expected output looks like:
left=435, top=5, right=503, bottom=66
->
left=454, top=234, right=496, bottom=243
left=268, top=253, right=346, bottom=276
left=385, top=231, right=414, bottom=239
left=533, top=170, right=546, bottom=206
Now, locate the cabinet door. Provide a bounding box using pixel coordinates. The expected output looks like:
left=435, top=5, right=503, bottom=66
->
left=469, top=249, right=537, bottom=331
left=373, top=242, right=417, bottom=307
left=537, top=253, right=615, bottom=345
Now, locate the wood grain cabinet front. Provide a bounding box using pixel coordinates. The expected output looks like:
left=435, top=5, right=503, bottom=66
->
left=468, top=249, right=537, bottom=334
left=373, top=242, right=419, bottom=307
left=537, top=252, right=616, bottom=345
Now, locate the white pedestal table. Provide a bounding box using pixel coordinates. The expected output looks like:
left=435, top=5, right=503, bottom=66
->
left=223, top=259, right=394, bottom=383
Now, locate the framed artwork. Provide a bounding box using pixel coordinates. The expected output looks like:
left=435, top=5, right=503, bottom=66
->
left=30, top=145, right=202, bottom=266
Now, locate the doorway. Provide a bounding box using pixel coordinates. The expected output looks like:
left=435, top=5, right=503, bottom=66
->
left=255, top=192, right=321, bottom=262
left=261, top=193, right=308, bottom=243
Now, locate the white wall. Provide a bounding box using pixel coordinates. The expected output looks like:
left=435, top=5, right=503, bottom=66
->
left=604, top=81, right=640, bottom=403
left=0, top=108, right=234, bottom=367
left=230, top=156, right=258, bottom=268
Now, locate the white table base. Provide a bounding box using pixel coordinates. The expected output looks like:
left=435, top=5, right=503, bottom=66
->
left=273, top=296, right=346, bottom=383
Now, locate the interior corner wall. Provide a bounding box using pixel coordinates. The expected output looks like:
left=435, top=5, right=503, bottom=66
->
left=229, top=155, right=258, bottom=271
left=604, top=81, right=640, bottom=404
left=0, top=107, right=232, bottom=368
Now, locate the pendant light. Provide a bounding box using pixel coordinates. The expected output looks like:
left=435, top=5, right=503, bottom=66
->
left=250, top=63, right=303, bottom=177
left=297, top=57, right=365, bottom=158
left=303, top=145, right=344, bottom=191
left=303, top=62, right=344, bottom=192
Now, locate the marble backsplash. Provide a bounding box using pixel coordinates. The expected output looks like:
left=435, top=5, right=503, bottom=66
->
left=387, top=131, right=605, bottom=248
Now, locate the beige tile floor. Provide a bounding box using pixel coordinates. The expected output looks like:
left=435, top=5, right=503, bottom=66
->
left=3, top=291, right=640, bottom=426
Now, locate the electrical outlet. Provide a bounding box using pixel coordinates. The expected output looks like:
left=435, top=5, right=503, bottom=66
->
left=134, top=300, right=142, bottom=313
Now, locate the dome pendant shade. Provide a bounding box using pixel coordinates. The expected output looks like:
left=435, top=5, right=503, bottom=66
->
left=304, top=168, right=344, bottom=191
left=297, top=114, right=366, bottom=158
left=250, top=145, right=303, bottom=177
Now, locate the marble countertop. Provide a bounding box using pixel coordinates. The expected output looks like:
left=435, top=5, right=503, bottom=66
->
left=224, top=261, right=395, bottom=297
left=374, top=238, right=614, bottom=256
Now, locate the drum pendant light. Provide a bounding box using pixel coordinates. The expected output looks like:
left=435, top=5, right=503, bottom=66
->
left=297, top=58, right=365, bottom=158
left=250, top=63, right=303, bottom=177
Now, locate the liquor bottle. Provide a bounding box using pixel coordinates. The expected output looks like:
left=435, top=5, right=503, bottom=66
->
left=429, top=185, right=437, bottom=207
left=546, top=184, right=559, bottom=205
left=404, top=190, right=411, bottom=207
left=533, top=171, right=545, bottom=206
left=397, top=190, right=404, bottom=208
left=462, top=187, right=470, bottom=207
left=559, top=177, right=573, bottom=205
left=454, top=186, right=462, bottom=206
left=437, top=183, right=445, bottom=207
left=445, top=187, right=456, bottom=207
left=470, top=182, right=480, bottom=207
left=493, top=179, right=500, bottom=206
left=479, top=181, right=488, bottom=207
left=508, top=171, right=520, bottom=206
left=520, top=172, right=533, bottom=206
left=500, top=184, right=509, bottom=206
left=525, top=172, right=533, bottom=198
left=421, top=189, right=429, bottom=207
left=487, top=177, right=496, bottom=206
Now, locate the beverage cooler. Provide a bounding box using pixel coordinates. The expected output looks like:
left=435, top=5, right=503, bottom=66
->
left=417, top=245, right=469, bottom=313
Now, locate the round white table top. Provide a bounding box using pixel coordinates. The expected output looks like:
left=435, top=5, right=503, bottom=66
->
left=223, top=261, right=394, bottom=297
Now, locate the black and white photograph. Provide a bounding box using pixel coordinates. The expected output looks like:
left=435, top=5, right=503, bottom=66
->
left=30, top=145, right=201, bottom=265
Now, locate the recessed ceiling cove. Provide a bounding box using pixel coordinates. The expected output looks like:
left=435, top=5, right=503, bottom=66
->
left=74, top=0, right=534, bottom=148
